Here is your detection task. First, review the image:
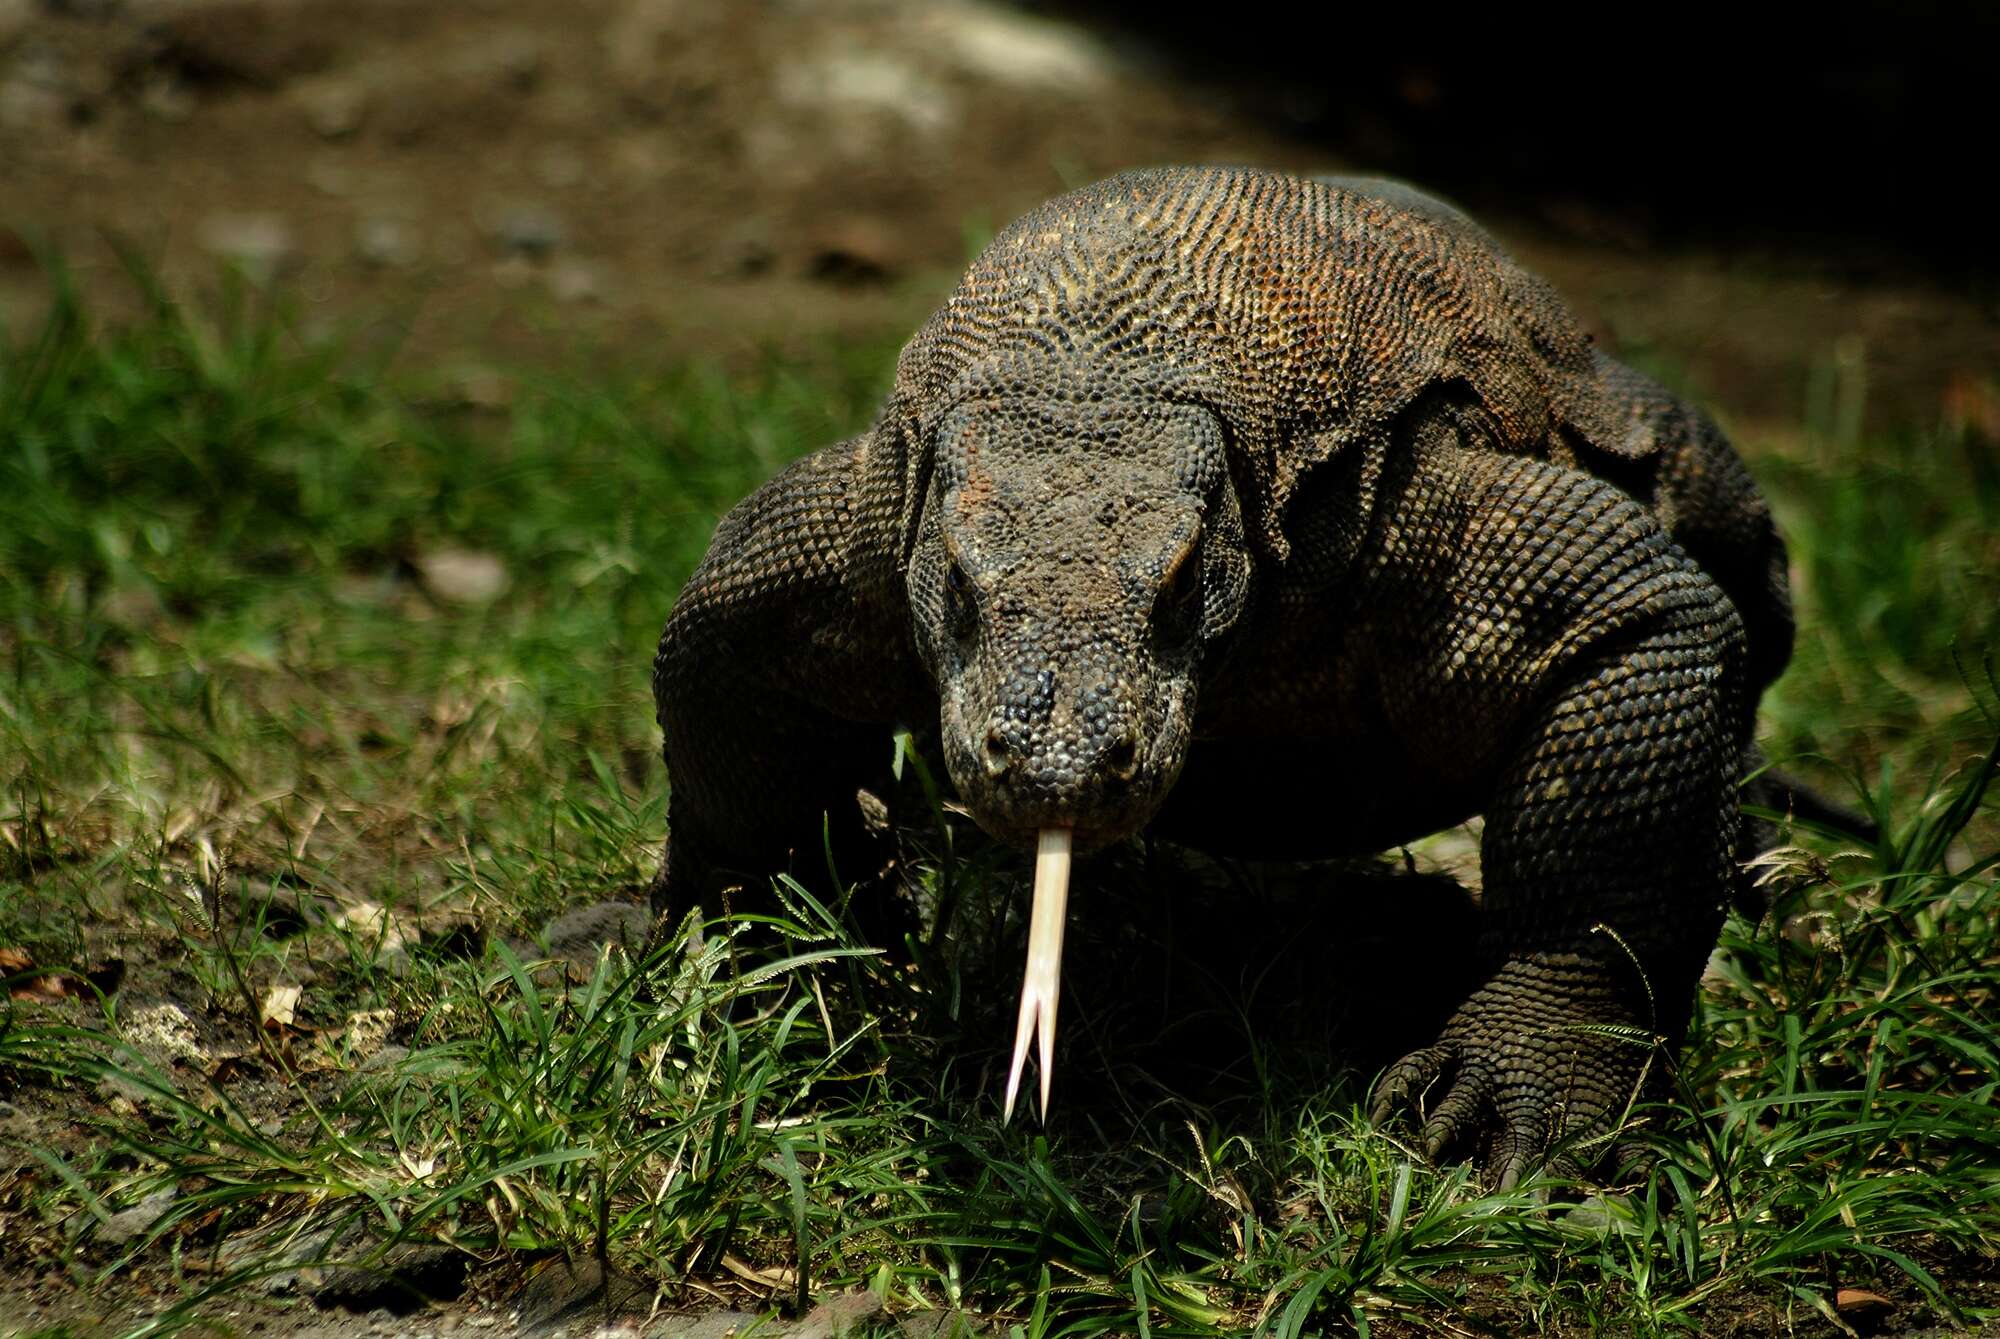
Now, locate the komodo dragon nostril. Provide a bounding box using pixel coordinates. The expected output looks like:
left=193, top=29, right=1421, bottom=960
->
left=983, top=725, right=1014, bottom=777
left=1103, top=732, right=1139, bottom=782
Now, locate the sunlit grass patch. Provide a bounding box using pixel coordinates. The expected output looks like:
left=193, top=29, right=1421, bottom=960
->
left=2, top=274, right=1995, bottom=1336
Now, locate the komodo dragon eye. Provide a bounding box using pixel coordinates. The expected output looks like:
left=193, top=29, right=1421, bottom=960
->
left=944, top=558, right=977, bottom=638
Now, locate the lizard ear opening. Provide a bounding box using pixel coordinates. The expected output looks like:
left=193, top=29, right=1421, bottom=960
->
left=944, top=555, right=978, bottom=638
left=880, top=412, right=934, bottom=577
left=1154, top=528, right=1205, bottom=647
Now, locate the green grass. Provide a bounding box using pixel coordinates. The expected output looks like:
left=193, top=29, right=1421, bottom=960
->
left=1, top=272, right=1996, bottom=1337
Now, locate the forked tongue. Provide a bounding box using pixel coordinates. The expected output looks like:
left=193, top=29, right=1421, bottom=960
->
left=1003, top=826, right=1072, bottom=1123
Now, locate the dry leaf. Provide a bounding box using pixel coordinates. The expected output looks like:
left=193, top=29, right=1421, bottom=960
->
left=209, top=1050, right=262, bottom=1083
left=1836, top=1288, right=1893, bottom=1316
left=260, top=984, right=303, bottom=1028
left=3, top=947, right=123, bottom=1001
left=11, top=974, right=69, bottom=1001
left=720, top=1253, right=794, bottom=1291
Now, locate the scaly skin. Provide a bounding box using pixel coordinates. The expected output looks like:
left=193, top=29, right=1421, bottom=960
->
left=651, top=167, right=1789, bottom=1182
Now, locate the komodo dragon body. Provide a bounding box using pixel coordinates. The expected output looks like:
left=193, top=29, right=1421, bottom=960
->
left=652, top=166, right=1792, bottom=1183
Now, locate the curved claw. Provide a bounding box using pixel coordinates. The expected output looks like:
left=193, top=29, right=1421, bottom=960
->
left=1376, top=1043, right=1554, bottom=1188
left=1491, top=1131, right=1539, bottom=1192
left=1369, top=1043, right=1455, bottom=1129
left=1420, top=1073, right=1492, bottom=1162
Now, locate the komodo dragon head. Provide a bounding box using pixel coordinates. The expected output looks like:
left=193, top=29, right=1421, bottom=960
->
left=908, top=371, right=1252, bottom=851
left=901, top=336, right=1256, bottom=1117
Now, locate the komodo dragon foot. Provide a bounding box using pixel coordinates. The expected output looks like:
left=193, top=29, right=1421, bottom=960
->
left=1371, top=955, right=1658, bottom=1187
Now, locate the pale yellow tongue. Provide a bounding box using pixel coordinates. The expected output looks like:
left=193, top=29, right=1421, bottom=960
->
left=1004, top=826, right=1072, bottom=1123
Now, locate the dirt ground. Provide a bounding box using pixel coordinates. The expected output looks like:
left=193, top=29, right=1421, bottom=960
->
left=2, top=3, right=1996, bottom=1335
left=2, top=0, right=1994, bottom=437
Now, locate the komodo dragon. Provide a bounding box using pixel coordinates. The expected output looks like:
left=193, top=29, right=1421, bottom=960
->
left=652, top=166, right=1801, bottom=1185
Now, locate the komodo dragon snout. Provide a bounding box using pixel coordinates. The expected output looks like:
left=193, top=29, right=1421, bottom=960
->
left=909, top=388, right=1248, bottom=853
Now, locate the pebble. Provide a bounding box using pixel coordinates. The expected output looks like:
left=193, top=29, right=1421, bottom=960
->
left=98, top=1188, right=177, bottom=1246
left=531, top=901, right=652, bottom=970
left=547, top=258, right=603, bottom=304
left=356, top=215, right=422, bottom=268
left=414, top=548, right=509, bottom=604
left=198, top=212, right=297, bottom=282
left=296, top=77, right=370, bottom=139
left=491, top=203, right=565, bottom=257
left=122, top=1000, right=204, bottom=1064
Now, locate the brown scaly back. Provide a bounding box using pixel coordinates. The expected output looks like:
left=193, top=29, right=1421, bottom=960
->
left=885, top=166, right=1641, bottom=560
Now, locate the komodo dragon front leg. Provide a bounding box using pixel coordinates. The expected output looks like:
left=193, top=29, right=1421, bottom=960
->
left=1365, top=444, right=1750, bottom=1186
left=651, top=430, right=930, bottom=922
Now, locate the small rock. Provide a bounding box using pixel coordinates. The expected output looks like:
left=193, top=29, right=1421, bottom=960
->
left=306, top=157, right=355, bottom=197
left=122, top=1001, right=204, bottom=1065
left=222, top=1223, right=335, bottom=1297
left=794, top=1292, right=884, bottom=1339
left=144, top=0, right=329, bottom=87
left=341, top=1008, right=397, bottom=1058
left=452, top=367, right=513, bottom=411
left=547, top=258, right=603, bottom=304
left=98, top=1188, right=176, bottom=1247
left=356, top=215, right=421, bottom=268
left=0, top=43, right=74, bottom=130
left=773, top=48, right=952, bottom=139
left=489, top=254, right=538, bottom=289
left=804, top=217, right=900, bottom=285
left=1564, top=1193, right=1637, bottom=1235
left=530, top=901, right=652, bottom=972
left=413, top=548, right=509, bottom=605
left=896, top=1314, right=992, bottom=1338
left=198, top=212, right=296, bottom=282
left=651, top=1312, right=765, bottom=1339
left=96, top=1080, right=143, bottom=1114
left=490, top=203, right=564, bottom=257
left=514, top=1258, right=652, bottom=1336
left=357, top=1043, right=408, bottom=1073
left=294, top=76, right=369, bottom=139
left=452, top=32, right=543, bottom=93
left=928, top=5, right=1113, bottom=91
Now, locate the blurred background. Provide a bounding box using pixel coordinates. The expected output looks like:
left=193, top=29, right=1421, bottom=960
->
left=1, top=0, right=1993, bottom=439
